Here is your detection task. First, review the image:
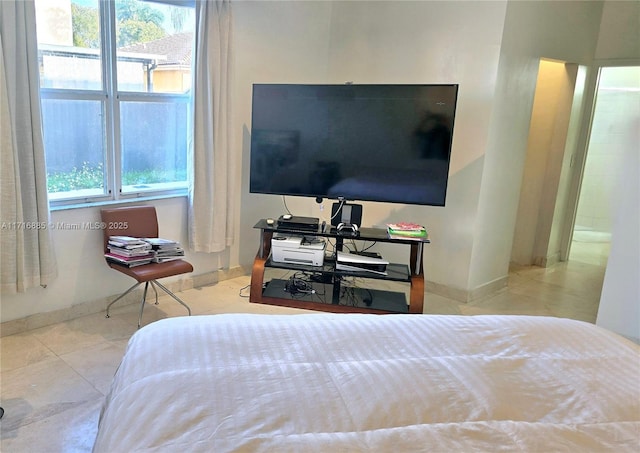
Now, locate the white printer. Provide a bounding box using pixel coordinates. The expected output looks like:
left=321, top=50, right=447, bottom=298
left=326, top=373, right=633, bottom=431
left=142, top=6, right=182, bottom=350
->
left=271, top=234, right=326, bottom=267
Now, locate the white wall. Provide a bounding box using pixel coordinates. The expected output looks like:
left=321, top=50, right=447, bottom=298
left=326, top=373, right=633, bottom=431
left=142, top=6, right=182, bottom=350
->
left=328, top=1, right=507, bottom=297
left=237, top=0, right=508, bottom=298
left=596, top=121, right=639, bottom=342
left=235, top=1, right=334, bottom=268
left=468, top=0, right=604, bottom=291
left=595, top=0, right=640, bottom=60
left=595, top=0, right=640, bottom=341
left=0, top=198, right=228, bottom=324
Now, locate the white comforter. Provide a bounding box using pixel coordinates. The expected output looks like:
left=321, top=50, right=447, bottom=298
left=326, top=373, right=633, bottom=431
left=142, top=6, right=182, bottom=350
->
left=93, top=314, right=640, bottom=452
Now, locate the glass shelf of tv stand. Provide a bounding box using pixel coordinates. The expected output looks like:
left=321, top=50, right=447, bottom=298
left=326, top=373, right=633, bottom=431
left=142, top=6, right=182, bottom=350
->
left=253, top=219, right=430, bottom=246
left=262, top=259, right=409, bottom=313
left=262, top=258, right=412, bottom=314
left=264, top=257, right=411, bottom=283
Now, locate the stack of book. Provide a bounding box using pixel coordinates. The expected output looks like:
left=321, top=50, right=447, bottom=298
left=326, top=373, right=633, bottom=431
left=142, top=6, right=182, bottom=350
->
left=386, top=222, right=428, bottom=240
left=142, top=238, right=185, bottom=263
left=106, top=236, right=154, bottom=267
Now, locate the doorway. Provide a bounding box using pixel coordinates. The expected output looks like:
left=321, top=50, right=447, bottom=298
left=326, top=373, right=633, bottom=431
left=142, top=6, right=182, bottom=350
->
left=569, top=66, right=640, bottom=266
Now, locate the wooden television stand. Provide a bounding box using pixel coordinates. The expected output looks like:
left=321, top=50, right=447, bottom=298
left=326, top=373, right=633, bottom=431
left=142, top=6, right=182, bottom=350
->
left=250, top=219, right=428, bottom=314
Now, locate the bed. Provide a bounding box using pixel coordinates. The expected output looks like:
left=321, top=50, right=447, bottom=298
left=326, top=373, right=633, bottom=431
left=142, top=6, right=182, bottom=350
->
left=93, top=313, right=640, bottom=452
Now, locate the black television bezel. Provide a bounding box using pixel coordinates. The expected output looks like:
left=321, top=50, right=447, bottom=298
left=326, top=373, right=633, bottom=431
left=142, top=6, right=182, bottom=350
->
left=249, top=83, right=458, bottom=206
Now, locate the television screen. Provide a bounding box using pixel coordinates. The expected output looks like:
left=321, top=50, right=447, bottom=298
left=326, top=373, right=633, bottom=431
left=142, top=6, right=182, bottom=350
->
left=249, top=84, right=458, bottom=206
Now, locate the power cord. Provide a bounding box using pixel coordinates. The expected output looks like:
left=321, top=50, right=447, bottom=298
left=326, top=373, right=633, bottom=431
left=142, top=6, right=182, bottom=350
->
left=282, top=195, right=292, bottom=216
left=284, top=276, right=316, bottom=295
left=329, top=199, right=345, bottom=223
left=339, top=277, right=374, bottom=307
left=239, top=284, right=251, bottom=298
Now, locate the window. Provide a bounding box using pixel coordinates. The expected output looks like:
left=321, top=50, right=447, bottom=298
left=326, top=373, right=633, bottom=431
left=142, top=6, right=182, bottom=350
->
left=35, top=0, right=195, bottom=206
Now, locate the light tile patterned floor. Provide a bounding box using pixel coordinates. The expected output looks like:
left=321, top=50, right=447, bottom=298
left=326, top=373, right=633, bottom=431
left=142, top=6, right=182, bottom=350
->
left=0, top=244, right=607, bottom=452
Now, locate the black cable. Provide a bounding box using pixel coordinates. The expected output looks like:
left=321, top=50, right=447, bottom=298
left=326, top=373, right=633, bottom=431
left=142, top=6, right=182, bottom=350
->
left=239, top=284, right=250, bottom=298
left=288, top=271, right=329, bottom=303
left=342, top=240, right=356, bottom=253
left=341, top=286, right=359, bottom=307
left=284, top=272, right=316, bottom=297
left=361, top=241, right=377, bottom=252
left=337, top=276, right=374, bottom=307
left=324, top=238, right=338, bottom=259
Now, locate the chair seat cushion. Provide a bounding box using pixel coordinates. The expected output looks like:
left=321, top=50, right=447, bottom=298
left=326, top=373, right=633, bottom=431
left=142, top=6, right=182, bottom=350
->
left=108, top=260, right=194, bottom=283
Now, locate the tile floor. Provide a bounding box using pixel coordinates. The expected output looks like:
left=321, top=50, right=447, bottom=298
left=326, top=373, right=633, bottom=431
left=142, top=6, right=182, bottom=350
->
left=0, top=243, right=608, bottom=452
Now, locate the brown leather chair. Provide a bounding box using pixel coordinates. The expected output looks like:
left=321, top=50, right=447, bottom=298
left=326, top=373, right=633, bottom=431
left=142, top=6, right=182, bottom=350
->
left=101, top=206, right=192, bottom=328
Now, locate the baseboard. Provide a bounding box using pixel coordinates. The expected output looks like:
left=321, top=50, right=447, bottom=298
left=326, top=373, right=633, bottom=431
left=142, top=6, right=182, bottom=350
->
left=0, top=266, right=248, bottom=337
left=3, top=267, right=508, bottom=336
left=425, top=280, right=469, bottom=303
left=468, top=276, right=509, bottom=301
left=621, top=334, right=640, bottom=345
left=426, top=275, right=508, bottom=303
left=533, top=253, right=560, bottom=268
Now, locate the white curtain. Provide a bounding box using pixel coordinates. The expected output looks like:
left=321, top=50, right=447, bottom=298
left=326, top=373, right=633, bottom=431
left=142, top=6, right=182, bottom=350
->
left=0, top=0, right=57, bottom=293
left=188, top=0, right=235, bottom=253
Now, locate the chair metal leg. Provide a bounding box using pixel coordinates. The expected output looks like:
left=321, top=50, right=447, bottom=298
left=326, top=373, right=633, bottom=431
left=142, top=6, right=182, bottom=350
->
left=106, top=282, right=143, bottom=318
left=152, top=283, right=159, bottom=305
left=138, top=282, right=151, bottom=329
left=151, top=280, right=192, bottom=316
left=107, top=280, right=190, bottom=328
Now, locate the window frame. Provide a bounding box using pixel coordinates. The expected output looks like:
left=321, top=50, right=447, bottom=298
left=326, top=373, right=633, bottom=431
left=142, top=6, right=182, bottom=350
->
left=41, top=0, right=192, bottom=209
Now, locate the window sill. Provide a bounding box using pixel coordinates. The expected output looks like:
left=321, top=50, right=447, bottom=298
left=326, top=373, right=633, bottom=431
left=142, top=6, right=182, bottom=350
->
left=49, top=192, right=188, bottom=212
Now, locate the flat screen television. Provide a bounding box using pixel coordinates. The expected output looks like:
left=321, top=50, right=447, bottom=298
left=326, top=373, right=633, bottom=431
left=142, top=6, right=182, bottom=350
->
left=249, top=83, right=458, bottom=206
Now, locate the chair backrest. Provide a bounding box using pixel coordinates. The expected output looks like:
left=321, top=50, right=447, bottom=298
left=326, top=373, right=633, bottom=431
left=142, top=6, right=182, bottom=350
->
left=100, top=206, right=159, bottom=253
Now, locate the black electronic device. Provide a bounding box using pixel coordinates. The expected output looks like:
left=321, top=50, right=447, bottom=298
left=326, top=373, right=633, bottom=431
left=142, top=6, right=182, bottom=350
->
left=249, top=83, right=458, bottom=206
left=331, top=202, right=362, bottom=229
left=336, top=251, right=388, bottom=274
left=351, top=251, right=383, bottom=260
left=336, top=222, right=359, bottom=236
left=277, top=215, right=319, bottom=231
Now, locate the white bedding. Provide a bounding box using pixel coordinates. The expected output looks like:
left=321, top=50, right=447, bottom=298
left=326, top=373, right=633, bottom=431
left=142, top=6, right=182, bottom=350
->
left=93, top=314, right=640, bottom=452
